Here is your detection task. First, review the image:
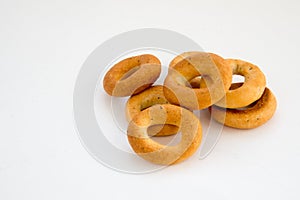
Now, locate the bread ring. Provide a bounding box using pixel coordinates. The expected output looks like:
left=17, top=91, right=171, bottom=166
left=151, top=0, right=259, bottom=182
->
left=213, top=59, right=266, bottom=108
left=103, top=54, right=161, bottom=96
left=127, top=104, right=202, bottom=165
left=210, top=84, right=277, bottom=129
left=126, top=85, right=179, bottom=136
left=164, top=52, right=232, bottom=110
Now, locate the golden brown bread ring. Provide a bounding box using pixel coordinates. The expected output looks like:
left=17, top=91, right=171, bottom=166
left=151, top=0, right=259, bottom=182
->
left=210, top=84, right=277, bottom=129
left=103, top=54, right=161, bottom=97
left=127, top=104, right=202, bottom=165
left=213, top=59, right=266, bottom=108
left=164, top=52, right=232, bottom=110
left=126, top=85, right=179, bottom=136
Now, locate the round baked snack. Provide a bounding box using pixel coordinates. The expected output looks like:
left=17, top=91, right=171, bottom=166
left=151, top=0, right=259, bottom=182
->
left=103, top=54, right=161, bottom=97
left=127, top=104, right=202, bottom=165
left=164, top=52, right=232, bottom=110
left=214, top=59, right=266, bottom=108
left=126, top=85, right=179, bottom=136
left=210, top=83, right=277, bottom=129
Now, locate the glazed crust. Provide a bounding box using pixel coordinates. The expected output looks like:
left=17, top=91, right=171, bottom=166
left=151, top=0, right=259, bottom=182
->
left=210, top=84, right=277, bottom=129
left=127, top=104, right=202, bottom=165
left=163, top=52, right=232, bottom=110
left=126, top=85, right=179, bottom=136
left=103, top=54, right=161, bottom=97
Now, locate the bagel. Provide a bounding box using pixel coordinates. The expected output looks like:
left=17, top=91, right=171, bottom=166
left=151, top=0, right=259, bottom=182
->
left=163, top=52, right=232, bottom=110
left=126, top=85, right=179, bottom=136
left=103, top=54, right=161, bottom=96
left=210, top=84, right=277, bottom=129
left=213, top=59, right=266, bottom=108
left=127, top=104, right=202, bottom=165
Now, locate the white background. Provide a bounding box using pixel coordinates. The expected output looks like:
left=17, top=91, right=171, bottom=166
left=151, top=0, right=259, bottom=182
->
left=1, top=0, right=300, bottom=199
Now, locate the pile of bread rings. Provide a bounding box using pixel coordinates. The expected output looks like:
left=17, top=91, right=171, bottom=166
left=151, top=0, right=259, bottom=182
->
left=103, top=52, right=277, bottom=166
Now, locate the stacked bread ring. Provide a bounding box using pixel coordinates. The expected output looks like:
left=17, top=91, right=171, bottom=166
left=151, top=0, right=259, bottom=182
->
left=103, top=52, right=277, bottom=165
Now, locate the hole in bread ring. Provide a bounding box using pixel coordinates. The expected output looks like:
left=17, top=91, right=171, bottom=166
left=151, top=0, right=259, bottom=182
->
left=188, top=75, right=214, bottom=89
left=127, top=104, right=202, bottom=165
left=103, top=54, right=161, bottom=97
left=209, top=85, right=277, bottom=129
left=164, top=52, right=232, bottom=110
left=126, top=85, right=179, bottom=136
